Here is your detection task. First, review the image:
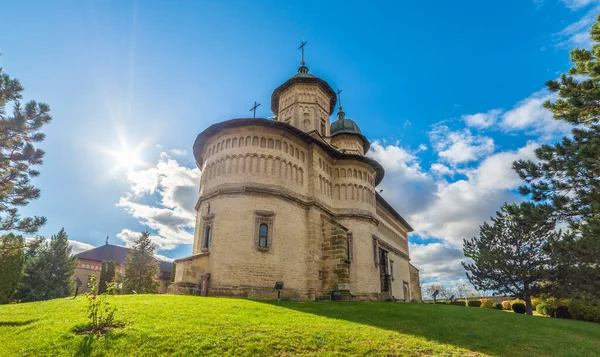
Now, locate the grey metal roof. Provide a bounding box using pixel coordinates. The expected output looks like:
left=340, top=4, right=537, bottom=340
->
left=74, top=244, right=172, bottom=273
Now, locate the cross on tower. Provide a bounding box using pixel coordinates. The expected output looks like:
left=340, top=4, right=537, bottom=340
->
left=298, top=41, right=307, bottom=65
left=105, top=236, right=109, bottom=245
left=336, top=89, right=343, bottom=110
left=249, top=101, right=261, bottom=118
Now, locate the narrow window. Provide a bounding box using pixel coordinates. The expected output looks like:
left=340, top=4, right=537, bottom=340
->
left=390, top=260, right=395, bottom=281
left=320, top=120, right=326, bottom=135
left=258, top=223, right=268, bottom=248
left=203, top=226, right=211, bottom=249
left=373, top=238, right=378, bottom=267
left=347, top=233, right=353, bottom=261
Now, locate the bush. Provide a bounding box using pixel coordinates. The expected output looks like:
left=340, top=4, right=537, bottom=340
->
left=467, top=300, right=482, bottom=307
left=557, top=305, right=572, bottom=319
left=531, top=298, right=540, bottom=310
left=501, top=300, right=512, bottom=310
left=480, top=298, right=495, bottom=309
left=543, top=298, right=572, bottom=319
left=568, top=300, right=600, bottom=323
left=494, top=303, right=503, bottom=310
left=450, top=300, right=466, bottom=306
left=546, top=305, right=557, bottom=317
left=511, top=299, right=527, bottom=314
left=536, top=302, right=548, bottom=315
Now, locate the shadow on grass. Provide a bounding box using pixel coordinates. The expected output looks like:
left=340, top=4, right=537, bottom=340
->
left=0, top=319, right=38, bottom=327
left=74, top=330, right=125, bottom=357
left=257, top=300, right=599, bottom=357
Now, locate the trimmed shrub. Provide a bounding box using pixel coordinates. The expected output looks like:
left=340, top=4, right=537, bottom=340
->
left=511, top=299, right=527, bottom=314
left=501, top=300, right=512, bottom=310
left=557, top=305, right=573, bottom=319
left=536, top=302, right=548, bottom=315
left=546, top=305, right=557, bottom=318
left=480, top=298, right=495, bottom=309
left=450, top=300, right=466, bottom=306
left=531, top=298, right=540, bottom=310
left=494, top=303, right=503, bottom=310
left=568, top=300, right=600, bottom=323
left=467, top=300, right=482, bottom=307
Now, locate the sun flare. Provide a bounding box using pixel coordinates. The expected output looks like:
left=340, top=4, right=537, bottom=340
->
left=114, top=147, right=144, bottom=171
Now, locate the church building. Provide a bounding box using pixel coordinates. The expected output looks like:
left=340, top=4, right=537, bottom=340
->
left=171, top=49, right=421, bottom=301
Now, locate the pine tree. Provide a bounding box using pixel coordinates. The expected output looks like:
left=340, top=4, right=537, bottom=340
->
left=15, top=229, right=76, bottom=302
left=462, top=203, right=557, bottom=315
left=0, top=65, right=51, bottom=235
left=513, top=14, right=600, bottom=299
left=99, top=261, right=116, bottom=294
left=15, top=239, right=51, bottom=302
left=99, top=261, right=108, bottom=294
left=122, top=231, right=159, bottom=294
left=0, top=234, right=24, bottom=303
left=46, top=228, right=77, bottom=298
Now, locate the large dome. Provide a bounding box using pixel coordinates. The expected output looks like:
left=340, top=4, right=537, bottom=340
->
left=330, top=117, right=362, bottom=135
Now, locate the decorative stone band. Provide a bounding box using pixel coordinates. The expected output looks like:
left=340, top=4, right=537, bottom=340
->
left=373, top=235, right=409, bottom=260
left=197, top=183, right=380, bottom=226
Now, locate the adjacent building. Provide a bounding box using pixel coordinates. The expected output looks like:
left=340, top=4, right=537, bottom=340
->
left=74, top=243, right=173, bottom=293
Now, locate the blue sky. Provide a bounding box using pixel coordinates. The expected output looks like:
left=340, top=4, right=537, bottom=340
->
left=1, top=0, right=596, bottom=289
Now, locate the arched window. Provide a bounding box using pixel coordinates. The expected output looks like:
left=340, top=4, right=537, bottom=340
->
left=258, top=223, right=268, bottom=248
left=203, top=226, right=211, bottom=249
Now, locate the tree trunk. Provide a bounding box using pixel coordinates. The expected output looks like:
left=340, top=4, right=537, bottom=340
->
left=525, top=296, right=533, bottom=315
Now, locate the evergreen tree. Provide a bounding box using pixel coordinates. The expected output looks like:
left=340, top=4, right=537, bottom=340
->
left=99, top=261, right=108, bottom=294
left=462, top=203, right=557, bottom=315
left=15, top=240, right=51, bottom=302
left=513, top=14, right=600, bottom=299
left=0, top=234, right=24, bottom=303
left=15, top=229, right=76, bottom=301
left=0, top=64, right=51, bottom=235
left=122, top=231, right=159, bottom=294
left=46, top=228, right=77, bottom=298
left=99, top=260, right=116, bottom=294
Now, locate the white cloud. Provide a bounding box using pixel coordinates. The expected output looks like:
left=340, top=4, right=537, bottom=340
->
left=460, top=90, right=571, bottom=141
left=117, top=152, right=200, bottom=250
left=410, top=243, right=466, bottom=281
left=499, top=90, right=571, bottom=139
left=367, top=141, right=437, bottom=215
left=25, top=237, right=95, bottom=255
left=555, top=4, right=599, bottom=48
left=430, top=163, right=454, bottom=176
left=69, top=240, right=97, bottom=254
left=462, top=109, right=502, bottom=129
left=169, top=149, right=187, bottom=156
left=560, top=0, right=598, bottom=10
left=429, top=126, right=495, bottom=164
left=410, top=142, right=539, bottom=248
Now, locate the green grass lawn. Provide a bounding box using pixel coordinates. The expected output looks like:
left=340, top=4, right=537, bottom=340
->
left=1, top=295, right=599, bottom=356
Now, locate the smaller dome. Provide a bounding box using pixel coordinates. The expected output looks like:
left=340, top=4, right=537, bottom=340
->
left=331, top=117, right=362, bottom=135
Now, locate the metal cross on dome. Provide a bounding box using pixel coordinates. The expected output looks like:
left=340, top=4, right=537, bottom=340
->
left=337, top=89, right=343, bottom=110
left=298, top=41, right=307, bottom=65
left=249, top=101, right=261, bottom=118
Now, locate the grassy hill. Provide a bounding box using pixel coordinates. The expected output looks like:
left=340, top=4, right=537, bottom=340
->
left=1, top=295, right=599, bottom=356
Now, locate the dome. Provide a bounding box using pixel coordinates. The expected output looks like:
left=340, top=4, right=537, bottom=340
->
left=271, top=68, right=337, bottom=115
left=330, top=117, right=362, bottom=135
left=330, top=113, right=371, bottom=154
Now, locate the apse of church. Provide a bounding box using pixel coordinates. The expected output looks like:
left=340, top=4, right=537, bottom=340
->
left=170, top=44, right=421, bottom=302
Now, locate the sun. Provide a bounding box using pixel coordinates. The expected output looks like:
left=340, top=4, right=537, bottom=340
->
left=114, top=147, right=144, bottom=171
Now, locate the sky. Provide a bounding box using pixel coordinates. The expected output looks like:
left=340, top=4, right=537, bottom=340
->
left=1, top=0, right=597, bottom=291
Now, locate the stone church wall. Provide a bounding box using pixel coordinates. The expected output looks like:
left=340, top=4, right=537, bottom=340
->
left=194, top=193, right=311, bottom=299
